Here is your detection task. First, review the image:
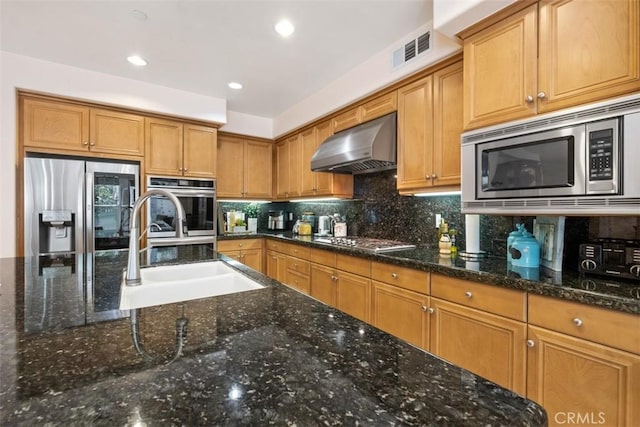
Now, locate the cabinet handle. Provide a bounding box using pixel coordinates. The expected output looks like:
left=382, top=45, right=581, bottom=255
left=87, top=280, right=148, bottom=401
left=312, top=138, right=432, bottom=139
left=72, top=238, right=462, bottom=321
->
left=179, top=167, right=183, bottom=171
left=271, top=256, right=277, bottom=259
left=391, top=273, right=398, bottom=279
left=572, top=318, right=583, bottom=327
left=89, top=141, right=95, bottom=146
left=537, top=91, right=546, bottom=100
left=421, top=305, right=428, bottom=312
left=239, top=243, right=243, bottom=247
left=525, top=95, right=534, bottom=103
left=427, top=307, right=434, bottom=314
left=465, top=291, right=473, bottom=298
left=83, top=141, right=89, bottom=146
left=331, top=275, right=337, bottom=281
left=184, top=168, right=188, bottom=172
left=431, top=174, right=437, bottom=179
left=526, top=339, right=535, bottom=348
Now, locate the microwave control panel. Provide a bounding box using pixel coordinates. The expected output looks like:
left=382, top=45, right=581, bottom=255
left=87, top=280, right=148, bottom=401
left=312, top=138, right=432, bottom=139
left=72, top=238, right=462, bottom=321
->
left=588, top=128, right=614, bottom=180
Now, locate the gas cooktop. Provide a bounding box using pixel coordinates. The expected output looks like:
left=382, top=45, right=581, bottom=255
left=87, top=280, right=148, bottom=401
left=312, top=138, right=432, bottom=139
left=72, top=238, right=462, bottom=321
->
left=313, top=236, right=416, bottom=253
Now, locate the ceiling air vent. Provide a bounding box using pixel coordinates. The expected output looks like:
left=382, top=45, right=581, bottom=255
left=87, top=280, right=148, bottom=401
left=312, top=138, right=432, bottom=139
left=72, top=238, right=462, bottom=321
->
left=392, top=31, right=431, bottom=69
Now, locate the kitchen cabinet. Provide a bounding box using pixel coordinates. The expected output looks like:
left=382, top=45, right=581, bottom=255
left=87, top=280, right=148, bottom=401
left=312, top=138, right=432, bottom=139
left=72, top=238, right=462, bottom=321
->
left=145, top=118, right=217, bottom=178
left=332, top=92, right=397, bottom=133
left=372, top=281, right=430, bottom=350
left=266, top=250, right=287, bottom=283
left=309, top=251, right=371, bottom=323
left=397, top=60, right=463, bottom=193
left=429, top=275, right=527, bottom=394
left=217, top=239, right=263, bottom=273
left=527, top=294, right=640, bottom=426
left=275, top=136, right=301, bottom=200
left=22, top=97, right=144, bottom=157
left=299, top=120, right=353, bottom=198
left=461, top=0, right=640, bottom=130
left=217, top=134, right=272, bottom=199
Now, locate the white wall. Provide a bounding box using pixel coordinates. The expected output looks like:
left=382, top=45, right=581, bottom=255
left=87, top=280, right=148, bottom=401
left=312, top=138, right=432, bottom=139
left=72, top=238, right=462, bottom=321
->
left=433, top=0, right=517, bottom=38
left=221, top=111, right=273, bottom=138
left=273, top=25, right=461, bottom=137
left=0, top=51, right=230, bottom=258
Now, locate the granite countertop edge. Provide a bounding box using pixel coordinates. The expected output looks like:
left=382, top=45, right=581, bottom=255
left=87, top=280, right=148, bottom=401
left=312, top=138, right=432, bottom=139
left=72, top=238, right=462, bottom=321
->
left=219, top=232, right=640, bottom=315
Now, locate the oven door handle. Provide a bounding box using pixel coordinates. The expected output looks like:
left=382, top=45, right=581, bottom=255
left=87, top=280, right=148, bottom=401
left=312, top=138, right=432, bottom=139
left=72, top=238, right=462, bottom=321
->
left=146, top=188, right=214, bottom=198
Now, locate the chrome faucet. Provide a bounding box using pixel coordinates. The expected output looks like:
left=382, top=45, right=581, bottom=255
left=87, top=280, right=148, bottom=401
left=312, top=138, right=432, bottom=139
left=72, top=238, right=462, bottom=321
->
left=125, top=189, right=187, bottom=286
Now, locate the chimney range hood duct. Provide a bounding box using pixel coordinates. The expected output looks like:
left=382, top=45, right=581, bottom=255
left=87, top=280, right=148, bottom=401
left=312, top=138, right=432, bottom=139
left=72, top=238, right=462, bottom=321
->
left=310, top=112, right=397, bottom=174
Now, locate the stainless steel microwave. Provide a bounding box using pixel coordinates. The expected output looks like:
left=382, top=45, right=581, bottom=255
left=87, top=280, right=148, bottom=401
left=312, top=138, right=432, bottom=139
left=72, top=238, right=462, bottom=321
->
left=461, top=94, right=640, bottom=215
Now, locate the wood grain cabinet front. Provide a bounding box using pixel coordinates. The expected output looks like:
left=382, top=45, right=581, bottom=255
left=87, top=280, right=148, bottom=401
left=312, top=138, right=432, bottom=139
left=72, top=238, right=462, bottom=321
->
left=462, top=0, right=640, bottom=130
left=22, top=97, right=144, bottom=157
left=217, top=134, right=272, bottom=199
left=217, top=239, right=264, bottom=273
left=145, top=118, right=217, bottom=178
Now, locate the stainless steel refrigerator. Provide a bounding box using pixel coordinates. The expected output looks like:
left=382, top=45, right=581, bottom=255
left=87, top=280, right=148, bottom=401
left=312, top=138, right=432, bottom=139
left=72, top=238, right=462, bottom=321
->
left=24, top=155, right=139, bottom=332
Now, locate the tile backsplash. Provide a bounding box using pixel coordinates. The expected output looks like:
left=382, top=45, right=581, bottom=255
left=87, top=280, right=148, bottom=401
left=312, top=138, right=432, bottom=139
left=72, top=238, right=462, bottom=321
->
left=219, top=169, right=639, bottom=269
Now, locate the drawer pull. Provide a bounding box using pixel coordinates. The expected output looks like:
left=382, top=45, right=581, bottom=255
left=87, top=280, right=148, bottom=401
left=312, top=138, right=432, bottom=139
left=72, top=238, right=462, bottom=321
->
left=526, top=340, right=535, bottom=348
left=572, top=318, right=583, bottom=327
left=465, top=291, right=473, bottom=298
left=427, top=307, right=434, bottom=314
left=391, top=273, right=398, bottom=279
left=421, top=305, right=428, bottom=312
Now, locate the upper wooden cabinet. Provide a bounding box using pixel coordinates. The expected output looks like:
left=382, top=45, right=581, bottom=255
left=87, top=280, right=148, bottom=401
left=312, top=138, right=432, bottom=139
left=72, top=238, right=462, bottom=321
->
left=145, top=118, right=216, bottom=178
left=332, top=92, right=397, bottom=133
left=217, top=134, right=272, bottom=199
left=22, top=97, right=144, bottom=157
left=275, top=135, right=301, bottom=200
left=397, top=61, right=463, bottom=193
left=462, top=0, right=640, bottom=130
left=299, top=120, right=353, bottom=198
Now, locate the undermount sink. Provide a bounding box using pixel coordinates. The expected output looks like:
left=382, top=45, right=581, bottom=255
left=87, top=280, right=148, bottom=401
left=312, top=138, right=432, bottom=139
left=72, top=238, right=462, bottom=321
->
left=119, top=261, right=264, bottom=310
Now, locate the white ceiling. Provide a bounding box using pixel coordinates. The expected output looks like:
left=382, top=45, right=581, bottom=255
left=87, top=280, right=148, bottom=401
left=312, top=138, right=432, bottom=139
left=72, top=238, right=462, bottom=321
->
left=0, top=0, right=432, bottom=118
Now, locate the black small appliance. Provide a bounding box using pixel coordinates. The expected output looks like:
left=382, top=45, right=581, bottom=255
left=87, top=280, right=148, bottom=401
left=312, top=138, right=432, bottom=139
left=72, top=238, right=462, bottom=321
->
left=579, top=238, right=640, bottom=281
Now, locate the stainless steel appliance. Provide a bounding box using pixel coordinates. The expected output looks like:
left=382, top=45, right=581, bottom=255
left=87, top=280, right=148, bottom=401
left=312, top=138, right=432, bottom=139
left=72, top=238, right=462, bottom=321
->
left=461, top=94, right=640, bottom=214
left=268, top=210, right=285, bottom=231
left=579, top=238, right=640, bottom=281
left=146, top=176, right=216, bottom=246
left=313, top=237, right=415, bottom=253
left=317, top=215, right=332, bottom=236
left=24, top=155, right=139, bottom=330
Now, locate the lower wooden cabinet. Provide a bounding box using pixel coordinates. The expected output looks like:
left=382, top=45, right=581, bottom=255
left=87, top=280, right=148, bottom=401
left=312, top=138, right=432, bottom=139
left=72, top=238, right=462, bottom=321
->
left=310, top=263, right=336, bottom=306
left=336, top=271, right=371, bottom=323
left=430, top=298, right=527, bottom=395
left=217, top=239, right=263, bottom=273
left=372, top=281, right=430, bottom=350
left=527, top=325, right=640, bottom=427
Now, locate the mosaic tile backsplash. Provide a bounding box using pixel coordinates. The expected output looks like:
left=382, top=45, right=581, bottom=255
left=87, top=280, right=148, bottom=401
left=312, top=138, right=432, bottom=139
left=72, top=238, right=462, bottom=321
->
left=219, top=170, right=639, bottom=269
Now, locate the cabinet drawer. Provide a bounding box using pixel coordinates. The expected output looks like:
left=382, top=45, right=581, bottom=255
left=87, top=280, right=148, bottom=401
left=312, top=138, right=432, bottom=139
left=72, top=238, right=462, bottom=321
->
left=217, top=239, right=262, bottom=252
left=528, top=294, right=640, bottom=354
left=265, top=239, right=287, bottom=253
left=287, top=270, right=310, bottom=294
left=431, top=274, right=526, bottom=321
left=337, top=254, right=370, bottom=277
left=371, top=262, right=429, bottom=294
left=286, top=257, right=310, bottom=275
left=310, top=248, right=336, bottom=267
left=287, top=243, right=310, bottom=259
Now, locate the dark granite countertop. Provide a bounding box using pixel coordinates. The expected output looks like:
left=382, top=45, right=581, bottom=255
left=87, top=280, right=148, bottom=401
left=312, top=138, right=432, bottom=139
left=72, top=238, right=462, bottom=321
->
left=220, top=232, right=640, bottom=315
left=0, top=254, right=546, bottom=426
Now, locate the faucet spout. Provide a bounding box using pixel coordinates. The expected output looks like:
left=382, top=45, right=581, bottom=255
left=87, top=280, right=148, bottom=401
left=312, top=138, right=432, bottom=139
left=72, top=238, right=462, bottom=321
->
left=125, top=189, right=187, bottom=286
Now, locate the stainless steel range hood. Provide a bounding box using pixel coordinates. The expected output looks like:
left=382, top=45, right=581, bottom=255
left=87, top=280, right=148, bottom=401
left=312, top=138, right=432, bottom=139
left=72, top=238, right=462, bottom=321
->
left=311, top=112, right=396, bottom=174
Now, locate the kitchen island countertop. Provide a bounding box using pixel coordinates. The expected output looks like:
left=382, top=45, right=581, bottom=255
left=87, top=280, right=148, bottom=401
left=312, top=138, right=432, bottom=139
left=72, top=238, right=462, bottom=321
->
left=0, top=254, right=546, bottom=426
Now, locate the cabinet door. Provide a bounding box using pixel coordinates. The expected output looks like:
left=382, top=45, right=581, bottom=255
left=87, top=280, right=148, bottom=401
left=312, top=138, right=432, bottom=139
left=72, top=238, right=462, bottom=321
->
left=397, top=76, right=433, bottom=191
left=287, top=135, right=301, bottom=198
left=336, top=271, right=371, bottom=324
left=266, top=250, right=278, bottom=279
left=219, top=249, right=241, bottom=262
left=360, top=92, right=397, bottom=122
left=244, top=140, right=273, bottom=198
left=300, top=127, right=318, bottom=196
left=275, top=141, right=290, bottom=199
left=90, top=108, right=144, bottom=156
left=463, top=4, right=537, bottom=130
left=538, top=0, right=640, bottom=114
left=430, top=298, right=526, bottom=395
left=310, top=264, right=337, bottom=306
left=286, top=269, right=310, bottom=294
left=313, top=120, right=334, bottom=195
left=22, top=98, right=89, bottom=152
left=241, top=248, right=263, bottom=273
left=372, top=281, right=429, bottom=350
left=183, top=124, right=216, bottom=178
left=432, top=62, right=463, bottom=188
left=527, top=325, right=640, bottom=427
left=217, top=134, right=245, bottom=197
left=145, top=118, right=183, bottom=176
left=332, top=107, right=361, bottom=133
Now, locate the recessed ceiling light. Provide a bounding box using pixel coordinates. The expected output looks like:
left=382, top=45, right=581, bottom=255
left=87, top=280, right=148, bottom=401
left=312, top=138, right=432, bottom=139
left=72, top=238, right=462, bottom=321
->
left=127, top=55, right=147, bottom=66
left=228, top=82, right=243, bottom=90
left=275, top=19, right=295, bottom=37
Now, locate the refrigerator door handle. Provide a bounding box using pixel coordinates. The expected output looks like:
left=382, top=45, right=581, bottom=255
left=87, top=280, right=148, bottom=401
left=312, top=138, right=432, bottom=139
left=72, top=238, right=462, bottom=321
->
left=85, top=171, right=95, bottom=254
